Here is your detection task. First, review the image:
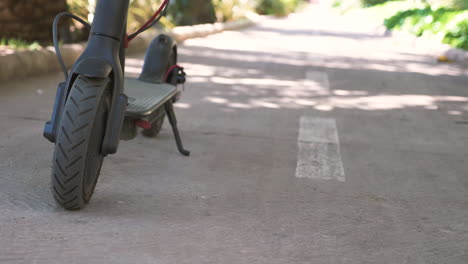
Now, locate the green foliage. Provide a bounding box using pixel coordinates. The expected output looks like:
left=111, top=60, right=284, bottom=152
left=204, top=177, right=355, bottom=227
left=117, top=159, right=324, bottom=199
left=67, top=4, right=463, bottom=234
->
left=128, top=0, right=173, bottom=30
left=0, top=38, right=41, bottom=50
left=384, top=6, right=433, bottom=35
left=361, top=0, right=391, bottom=7
left=426, top=0, right=468, bottom=10
left=452, top=0, right=468, bottom=9
left=67, top=0, right=173, bottom=30
left=443, top=13, right=468, bottom=49
left=67, top=0, right=89, bottom=20
left=384, top=6, right=468, bottom=50
left=255, top=0, right=287, bottom=16
left=213, top=0, right=251, bottom=22
left=168, top=0, right=217, bottom=26
left=255, top=0, right=303, bottom=17
left=332, top=0, right=342, bottom=8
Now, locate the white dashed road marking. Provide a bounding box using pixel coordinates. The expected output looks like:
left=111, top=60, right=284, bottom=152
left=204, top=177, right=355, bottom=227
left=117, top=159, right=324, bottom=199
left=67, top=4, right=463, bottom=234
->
left=295, top=117, right=345, bottom=181
left=295, top=70, right=345, bottom=181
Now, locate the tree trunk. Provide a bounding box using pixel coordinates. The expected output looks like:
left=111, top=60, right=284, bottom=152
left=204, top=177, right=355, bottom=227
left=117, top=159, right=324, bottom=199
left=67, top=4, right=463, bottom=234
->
left=170, top=0, right=217, bottom=26
left=0, top=0, right=67, bottom=43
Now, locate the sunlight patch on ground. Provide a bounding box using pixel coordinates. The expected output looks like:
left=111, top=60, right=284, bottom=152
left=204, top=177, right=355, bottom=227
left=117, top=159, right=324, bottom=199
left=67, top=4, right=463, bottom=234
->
left=178, top=48, right=306, bottom=67
left=126, top=58, right=144, bottom=67
left=328, top=95, right=468, bottom=111
left=201, top=85, right=468, bottom=112
left=174, top=103, right=191, bottom=109
left=125, top=65, right=142, bottom=76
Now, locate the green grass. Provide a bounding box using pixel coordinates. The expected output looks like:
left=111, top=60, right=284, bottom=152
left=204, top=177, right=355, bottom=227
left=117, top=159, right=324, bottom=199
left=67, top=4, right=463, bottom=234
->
left=0, top=38, right=41, bottom=50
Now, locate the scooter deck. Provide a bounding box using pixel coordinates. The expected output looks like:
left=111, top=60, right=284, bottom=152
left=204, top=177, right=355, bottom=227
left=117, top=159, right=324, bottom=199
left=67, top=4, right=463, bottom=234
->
left=124, top=77, right=177, bottom=119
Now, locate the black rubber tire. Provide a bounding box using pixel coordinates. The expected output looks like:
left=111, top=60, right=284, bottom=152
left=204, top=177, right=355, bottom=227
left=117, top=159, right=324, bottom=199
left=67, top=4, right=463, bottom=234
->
left=142, top=50, right=176, bottom=138
left=51, top=76, right=110, bottom=210
left=141, top=107, right=165, bottom=137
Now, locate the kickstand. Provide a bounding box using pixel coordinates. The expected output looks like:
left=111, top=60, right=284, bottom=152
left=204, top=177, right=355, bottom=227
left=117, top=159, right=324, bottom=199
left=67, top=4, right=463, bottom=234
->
left=164, top=101, right=190, bottom=156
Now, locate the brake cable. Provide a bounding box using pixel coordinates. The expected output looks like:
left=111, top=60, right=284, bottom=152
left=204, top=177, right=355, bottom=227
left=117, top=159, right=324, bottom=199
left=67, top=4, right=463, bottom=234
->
left=53, top=0, right=170, bottom=79
left=53, top=12, right=91, bottom=79
left=126, top=0, right=170, bottom=46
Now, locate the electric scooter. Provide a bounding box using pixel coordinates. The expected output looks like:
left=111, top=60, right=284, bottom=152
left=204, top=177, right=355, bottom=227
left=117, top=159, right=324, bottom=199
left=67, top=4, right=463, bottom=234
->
left=43, top=0, right=189, bottom=210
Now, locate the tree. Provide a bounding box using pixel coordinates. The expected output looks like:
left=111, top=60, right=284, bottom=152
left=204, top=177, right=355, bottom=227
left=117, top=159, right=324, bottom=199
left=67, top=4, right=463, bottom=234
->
left=0, top=0, right=67, bottom=43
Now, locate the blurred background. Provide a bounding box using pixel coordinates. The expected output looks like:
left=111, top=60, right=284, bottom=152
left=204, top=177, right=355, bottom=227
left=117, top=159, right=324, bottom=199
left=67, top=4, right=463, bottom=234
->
left=0, top=0, right=465, bottom=52
left=0, top=0, right=304, bottom=45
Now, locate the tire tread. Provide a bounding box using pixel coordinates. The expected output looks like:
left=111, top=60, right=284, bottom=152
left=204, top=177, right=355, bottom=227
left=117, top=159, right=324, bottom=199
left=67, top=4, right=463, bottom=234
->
left=51, top=76, right=109, bottom=210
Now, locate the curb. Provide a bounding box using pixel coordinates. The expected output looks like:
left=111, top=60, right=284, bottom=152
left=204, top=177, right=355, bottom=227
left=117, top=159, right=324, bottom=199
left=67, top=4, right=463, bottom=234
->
left=0, top=18, right=256, bottom=82
left=385, top=29, right=468, bottom=64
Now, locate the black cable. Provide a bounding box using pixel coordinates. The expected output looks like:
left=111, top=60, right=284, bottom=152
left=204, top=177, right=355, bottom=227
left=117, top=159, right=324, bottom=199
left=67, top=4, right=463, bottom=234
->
left=54, top=2, right=168, bottom=78
left=53, top=12, right=91, bottom=79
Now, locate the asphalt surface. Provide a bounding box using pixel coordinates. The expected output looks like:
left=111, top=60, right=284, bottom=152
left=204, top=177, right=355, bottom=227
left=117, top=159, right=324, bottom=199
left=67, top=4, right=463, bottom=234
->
left=1, top=6, right=467, bottom=264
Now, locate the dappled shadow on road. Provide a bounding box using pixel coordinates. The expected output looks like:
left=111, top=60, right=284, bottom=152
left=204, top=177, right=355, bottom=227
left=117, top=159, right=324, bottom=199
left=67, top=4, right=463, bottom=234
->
left=100, top=41, right=468, bottom=214
left=125, top=44, right=468, bottom=117
left=3, top=37, right=467, bottom=214
left=4, top=21, right=468, bottom=214
left=246, top=27, right=383, bottom=40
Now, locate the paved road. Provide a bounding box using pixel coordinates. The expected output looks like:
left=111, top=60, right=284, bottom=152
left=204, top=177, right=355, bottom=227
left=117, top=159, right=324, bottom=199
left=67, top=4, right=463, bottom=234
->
left=1, top=6, right=467, bottom=264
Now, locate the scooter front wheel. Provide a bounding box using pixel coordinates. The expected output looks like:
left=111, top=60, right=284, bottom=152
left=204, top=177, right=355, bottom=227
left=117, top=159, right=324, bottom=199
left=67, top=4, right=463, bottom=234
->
left=51, top=76, right=110, bottom=210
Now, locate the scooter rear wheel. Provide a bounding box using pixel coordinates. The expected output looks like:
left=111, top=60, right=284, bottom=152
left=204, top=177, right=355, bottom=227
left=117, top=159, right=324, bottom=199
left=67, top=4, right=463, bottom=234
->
left=51, top=76, right=110, bottom=210
left=142, top=50, right=177, bottom=138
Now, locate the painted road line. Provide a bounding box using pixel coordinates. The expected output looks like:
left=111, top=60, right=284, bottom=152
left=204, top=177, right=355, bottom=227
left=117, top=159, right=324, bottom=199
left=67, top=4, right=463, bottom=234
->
left=303, top=70, right=330, bottom=96
left=306, top=70, right=329, bottom=90
left=295, top=117, right=345, bottom=181
left=304, top=70, right=333, bottom=111
left=307, top=52, right=326, bottom=66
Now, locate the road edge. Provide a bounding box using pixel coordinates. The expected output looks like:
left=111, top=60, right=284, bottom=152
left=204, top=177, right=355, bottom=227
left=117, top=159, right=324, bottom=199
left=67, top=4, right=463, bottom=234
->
left=380, top=28, right=468, bottom=65
left=0, top=17, right=258, bottom=82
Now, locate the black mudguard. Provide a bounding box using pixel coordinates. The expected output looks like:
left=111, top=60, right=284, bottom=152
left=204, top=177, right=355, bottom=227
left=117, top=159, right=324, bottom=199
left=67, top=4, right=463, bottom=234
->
left=139, top=34, right=177, bottom=84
